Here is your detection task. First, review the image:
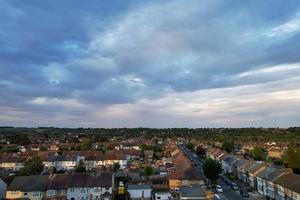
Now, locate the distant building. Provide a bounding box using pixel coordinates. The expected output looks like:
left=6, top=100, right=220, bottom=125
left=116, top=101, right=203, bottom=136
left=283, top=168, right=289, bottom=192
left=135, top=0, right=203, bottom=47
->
left=144, top=150, right=154, bottom=163
left=127, top=184, right=152, bottom=200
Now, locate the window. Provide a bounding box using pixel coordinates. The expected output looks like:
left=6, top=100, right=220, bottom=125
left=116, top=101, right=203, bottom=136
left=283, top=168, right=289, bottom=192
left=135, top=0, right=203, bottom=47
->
left=47, top=190, right=56, bottom=196
left=32, top=191, right=40, bottom=197
left=94, top=188, right=100, bottom=192
left=105, top=187, right=110, bottom=191
left=93, top=196, right=100, bottom=200
left=11, top=191, right=18, bottom=196
left=70, top=188, right=75, bottom=192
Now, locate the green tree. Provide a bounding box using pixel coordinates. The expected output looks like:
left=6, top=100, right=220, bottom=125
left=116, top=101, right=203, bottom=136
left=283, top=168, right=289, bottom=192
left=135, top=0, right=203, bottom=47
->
left=18, top=157, right=44, bottom=176
left=144, top=166, right=153, bottom=176
left=203, top=158, right=221, bottom=181
left=186, top=142, right=194, bottom=151
left=222, top=140, right=234, bottom=153
left=75, top=144, right=82, bottom=151
left=251, top=146, right=266, bottom=161
left=113, top=162, right=120, bottom=172
left=81, top=139, right=92, bottom=151
left=39, top=145, right=47, bottom=151
left=75, top=160, right=86, bottom=172
left=196, top=146, right=206, bottom=158
left=284, top=146, right=300, bottom=174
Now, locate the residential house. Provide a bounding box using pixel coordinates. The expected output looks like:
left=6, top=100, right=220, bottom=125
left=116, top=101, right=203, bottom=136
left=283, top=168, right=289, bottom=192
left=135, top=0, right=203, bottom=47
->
left=154, top=192, right=172, bottom=200
left=179, top=184, right=213, bottom=200
left=117, top=142, right=140, bottom=151
left=268, top=147, right=285, bottom=159
left=118, top=149, right=142, bottom=161
left=168, top=168, right=205, bottom=191
left=43, top=155, right=77, bottom=171
left=6, top=175, right=49, bottom=200
left=232, top=158, right=248, bottom=177
left=144, top=150, right=154, bottom=163
left=265, top=168, right=292, bottom=200
left=127, top=184, right=152, bottom=200
left=247, top=163, right=267, bottom=190
left=49, top=145, right=59, bottom=152
left=66, top=172, right=113, bottom=200
left=91, top=153, right=127, bottom=170
left=206, top=149, right=225, bottom=162
left=6, top=172, right=114, bottom=200
left=0, top=155, right=25, bottom=171
left=274, top=173, right=300, bottom=200
left=221, top=156, right=240, bottom=174
left=0, top=178, right=7, bottom=199
left=47, top=174, right=68, bottom=200
left=19, top=146, right=27, bottom=153
left=237, top=160, right=257, bottom=183
left=256, top=167, right=277, bottom=196
left=30, top=144, right=40, bottom=152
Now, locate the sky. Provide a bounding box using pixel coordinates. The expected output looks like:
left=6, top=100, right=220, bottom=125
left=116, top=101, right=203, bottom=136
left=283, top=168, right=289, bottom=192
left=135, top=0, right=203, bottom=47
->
left=0, top=0, right=300, bottom=128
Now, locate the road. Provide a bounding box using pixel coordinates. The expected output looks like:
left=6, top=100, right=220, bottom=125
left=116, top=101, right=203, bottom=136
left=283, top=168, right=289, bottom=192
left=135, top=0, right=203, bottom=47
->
left=178, top=145, right=247, bottom=200
left=216, top=178, right=244, bottom=200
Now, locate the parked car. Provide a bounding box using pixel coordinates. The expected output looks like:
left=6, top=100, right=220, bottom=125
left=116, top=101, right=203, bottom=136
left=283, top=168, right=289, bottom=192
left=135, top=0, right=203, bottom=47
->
left=231, top=183, right=239, bottom=190
left=223, top=177, right=232, bottom=185
left=216, top=185, right=223, bottom=193
left=239, top=188, right=249, bottom=197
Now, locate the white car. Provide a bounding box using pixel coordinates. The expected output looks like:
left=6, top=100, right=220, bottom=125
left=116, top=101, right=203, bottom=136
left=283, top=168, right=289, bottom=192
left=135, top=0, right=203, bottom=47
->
left=216, top=185, right=223, bottom=193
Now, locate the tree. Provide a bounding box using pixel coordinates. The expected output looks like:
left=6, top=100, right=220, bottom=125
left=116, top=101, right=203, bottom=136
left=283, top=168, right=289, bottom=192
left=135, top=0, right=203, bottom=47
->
left=186, top=142, right=194, bottom=151
left=251, top=146, right=266, bottom=161
left=222, top=140, right=234, bottom=153
left=81, top=139, right=92, bottom=151
left=75, top=160, right=86, bottom=172
left=39, top=145, right=47, bottom=151
left=284, top=146, right=300, bottom=174
left=196, top=146, right=206, bottom=158
left=75, top=144, right=82, bottom=151
left=144, top=166, right=153, bottom=176
left=9, top=134, right=31, bottom=145
left=203, top=158, right=221, bottom=181
left=18, top=157, right=44, bottom=176
left=113, top=163, right=120, bottom=172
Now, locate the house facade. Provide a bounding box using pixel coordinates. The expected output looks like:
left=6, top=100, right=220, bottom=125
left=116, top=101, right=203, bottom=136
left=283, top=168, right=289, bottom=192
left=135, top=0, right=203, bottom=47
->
left=127, top=184, right=152, bottom=200
left=6, top=172, right=114, bottom=200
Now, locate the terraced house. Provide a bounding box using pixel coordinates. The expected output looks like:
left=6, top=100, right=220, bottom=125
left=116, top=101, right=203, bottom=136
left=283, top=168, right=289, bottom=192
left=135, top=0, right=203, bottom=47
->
left=6, top=172, right=113, bottom=200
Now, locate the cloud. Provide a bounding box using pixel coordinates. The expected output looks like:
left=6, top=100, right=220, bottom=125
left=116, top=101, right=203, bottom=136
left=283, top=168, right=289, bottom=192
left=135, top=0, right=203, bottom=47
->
left=0, top=0, right=300, bottom=127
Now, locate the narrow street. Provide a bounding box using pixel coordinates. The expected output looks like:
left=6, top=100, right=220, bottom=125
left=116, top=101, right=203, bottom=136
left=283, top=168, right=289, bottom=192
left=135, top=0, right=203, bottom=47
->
left=178, top=145, right=250, bottom=200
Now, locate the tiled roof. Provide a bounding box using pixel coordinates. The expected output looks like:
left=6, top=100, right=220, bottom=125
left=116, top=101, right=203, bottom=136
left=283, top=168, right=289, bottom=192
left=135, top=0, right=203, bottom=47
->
left=7, top=175, right=49, bottom=191
left=257, top=167, right=276, bottom=178
left=274, top=173, right=300, bottom=193
left=180, top=185, right=206, bottom=198
left=169, top=167, right=205, bottom=180
left=127, top=184, right=151, bottom=190
left=7, top=172, right=113, bottom=191
left=248, top=163, right=266, bottom=174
